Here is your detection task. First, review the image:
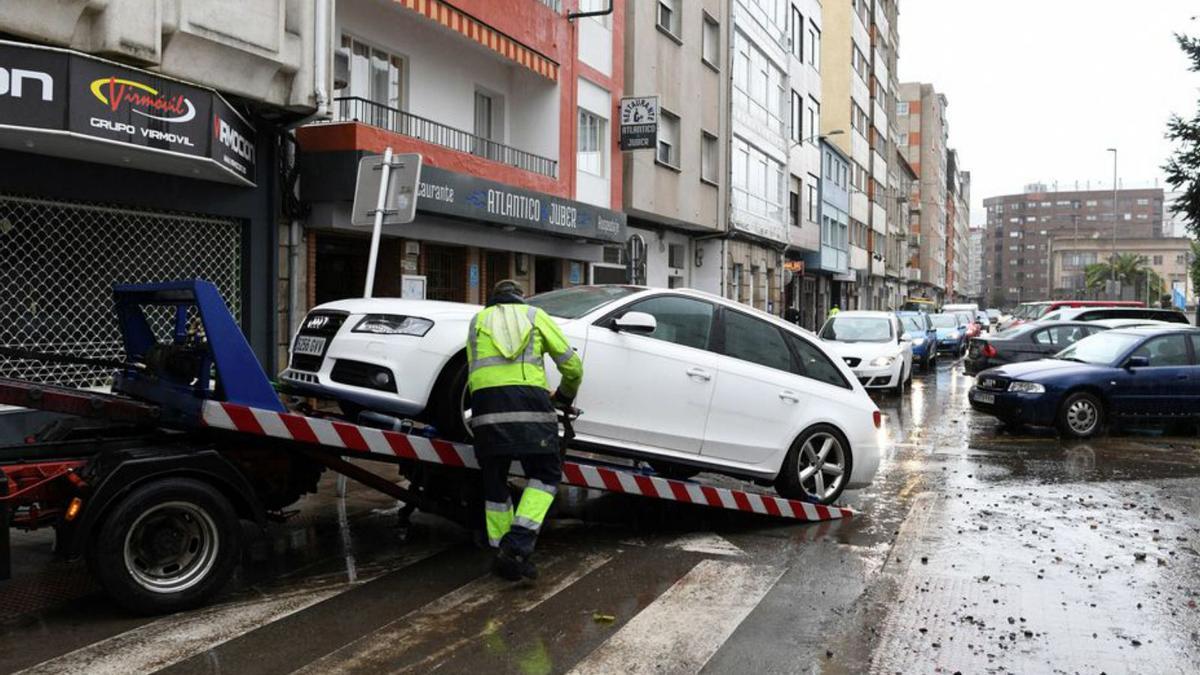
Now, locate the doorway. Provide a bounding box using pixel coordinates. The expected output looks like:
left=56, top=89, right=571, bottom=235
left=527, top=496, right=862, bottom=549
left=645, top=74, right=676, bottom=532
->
left=534, top=256, right=560, bottom=294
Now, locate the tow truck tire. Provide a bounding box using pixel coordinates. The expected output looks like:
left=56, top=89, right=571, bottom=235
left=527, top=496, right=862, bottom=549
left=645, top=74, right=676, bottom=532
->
left=87, top=478, right=241, bottom=615
left=776, top=425, right=853, bottom=505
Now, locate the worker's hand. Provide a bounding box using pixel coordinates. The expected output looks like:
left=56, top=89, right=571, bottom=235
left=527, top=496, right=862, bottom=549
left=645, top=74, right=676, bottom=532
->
left=551, top=389, right=575, bottom=409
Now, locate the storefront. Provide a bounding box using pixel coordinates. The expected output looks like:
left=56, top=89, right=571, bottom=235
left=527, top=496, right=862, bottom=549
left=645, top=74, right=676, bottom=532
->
left=299, top=152, right=627, bottom=305
left=0, top=40, right=281, bottom=390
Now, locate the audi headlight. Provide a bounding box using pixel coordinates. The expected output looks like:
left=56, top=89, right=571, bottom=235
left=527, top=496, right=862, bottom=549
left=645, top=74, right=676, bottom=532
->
left=1008, top=381, right=1045, bottom=394
left=912, top=337, right=926, bottom=346
left=352, top=314, right=434, bottom=336
left=870, top=356, right=896, bottom=367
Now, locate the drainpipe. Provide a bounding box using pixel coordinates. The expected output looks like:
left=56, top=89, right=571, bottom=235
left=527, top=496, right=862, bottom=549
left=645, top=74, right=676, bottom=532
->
left=314, top=0, right=330, bottom=115
left=567, top=0, right=613, bottom=21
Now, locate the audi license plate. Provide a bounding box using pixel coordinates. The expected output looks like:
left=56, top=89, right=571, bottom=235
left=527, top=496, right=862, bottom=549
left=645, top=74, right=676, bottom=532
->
left=971, top=391, right=995, bottom=404
left=293, top=335, right=327, bottom=356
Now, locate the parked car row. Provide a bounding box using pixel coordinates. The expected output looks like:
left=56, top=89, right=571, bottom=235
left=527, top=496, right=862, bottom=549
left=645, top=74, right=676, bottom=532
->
left=967, top=299, right=1196, bottom=438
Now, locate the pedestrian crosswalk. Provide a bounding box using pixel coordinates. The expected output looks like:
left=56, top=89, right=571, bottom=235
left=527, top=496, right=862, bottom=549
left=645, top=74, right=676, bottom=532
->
left=7, top=538, right=797, bottom=675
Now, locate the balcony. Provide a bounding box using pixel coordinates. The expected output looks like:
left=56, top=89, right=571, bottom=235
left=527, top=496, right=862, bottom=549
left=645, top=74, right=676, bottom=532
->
left=905, top=267, right=921, bottom=282
left=335, top=96, right=559, bottom=179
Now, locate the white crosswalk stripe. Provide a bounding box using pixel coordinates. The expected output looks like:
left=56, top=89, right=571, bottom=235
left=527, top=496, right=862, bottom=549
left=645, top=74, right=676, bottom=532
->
left=13, top=545, right=447, bottom=675
left=567, top=559, right=785, bottom=675
left=295, top=551, right=612, bottom=674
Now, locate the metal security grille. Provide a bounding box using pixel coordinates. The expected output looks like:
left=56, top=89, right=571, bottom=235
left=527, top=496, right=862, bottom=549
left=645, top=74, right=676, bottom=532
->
left=0, top=195, right=242, bottom=388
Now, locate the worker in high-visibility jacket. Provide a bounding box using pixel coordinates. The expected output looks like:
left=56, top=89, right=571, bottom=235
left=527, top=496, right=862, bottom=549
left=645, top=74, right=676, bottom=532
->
left=467, top=279, right=583, bottom=581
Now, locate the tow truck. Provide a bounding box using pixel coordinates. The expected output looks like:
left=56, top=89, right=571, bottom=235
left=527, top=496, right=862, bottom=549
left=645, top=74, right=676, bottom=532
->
left=0, top=280, right=853, bottom=614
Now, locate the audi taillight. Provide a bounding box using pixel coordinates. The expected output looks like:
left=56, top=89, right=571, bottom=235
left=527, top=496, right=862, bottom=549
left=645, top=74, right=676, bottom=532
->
left=982, top=343, right=998, bottom=358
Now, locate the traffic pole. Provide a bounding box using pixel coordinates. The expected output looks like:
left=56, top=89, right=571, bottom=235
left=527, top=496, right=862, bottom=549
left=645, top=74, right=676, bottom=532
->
left=363, top=146, right=393, bottom=298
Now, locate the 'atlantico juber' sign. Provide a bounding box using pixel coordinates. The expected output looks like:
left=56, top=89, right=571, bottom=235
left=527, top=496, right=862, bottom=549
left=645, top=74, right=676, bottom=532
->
left=0, top=39, right=256, bottom=186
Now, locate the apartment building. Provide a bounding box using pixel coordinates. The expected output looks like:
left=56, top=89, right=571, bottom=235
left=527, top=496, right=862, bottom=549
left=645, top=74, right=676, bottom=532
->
left=802, top=139, right=853, bottom=314
left=946, top=150, right=970, bottom=301
left=782, top=0, right=825, bottom=329
left=1050, top=236, right=1190, bottom=304
left=897, top=82, right=949, bottom=301
left=297, top=0, right=627, bottom=312
left=965, top=225, right=984, bottom=301
left=819, top=0, right=874, bottom=310
left=980, top=186, right=1165, bottom=307
left=889, top=148, right=919, bottom=306
left=622, top=0, right=728, bottom=291
left=876, top=0, right=905, bottom=311
left=0, top=0, right=327, bottom=389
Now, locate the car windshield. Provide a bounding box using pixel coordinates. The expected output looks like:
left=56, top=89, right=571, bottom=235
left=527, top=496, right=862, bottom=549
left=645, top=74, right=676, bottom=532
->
left=820, top=317, right=893, bottom=342
left=1054, top=332, right=1142, bottom=366
left=527, top=286, right=640, bottom=319
left=929, top=314, right=959, bottom=328
left=900, top=316, right=926, bottom=333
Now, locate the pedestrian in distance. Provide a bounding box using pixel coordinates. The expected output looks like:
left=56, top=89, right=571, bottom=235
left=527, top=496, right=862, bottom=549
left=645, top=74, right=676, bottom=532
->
left=828, top=305, right=840, bottom=320
left=466, top=279, right=583, bottom=581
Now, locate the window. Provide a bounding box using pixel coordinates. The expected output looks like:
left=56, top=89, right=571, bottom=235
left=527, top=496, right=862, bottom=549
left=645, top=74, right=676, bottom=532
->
left=786, top=333, right=849, bottom=388
left=808, top=23, right=819, bottom=69
left=732, top=263, right=744, bottom=302
left=733, top=29, right=787, bottom=135
left=806, top=179, right=818, bottom=222
left=577, top=109, right=605, bottom=176
left=790, top=91, right=803, bottom=143
left=339, top=35, right=405, bottom=112
left=657, top=0, right=680, bottom=38
left=1131, top=334, right=1191, bottom=367
left=1086, top=215, right=1098, bottom=221
left=1137, top=214, right=1149, bottom=220
left=1086, top=200, right=1098, bottom=207
left=702, top=14, right=720, bottom=67
left=1137, top=198, right=1150, bottom=206
left=790, top=189, right=800, bottom=227
left=668, top=243, right=685, bottom=269
left=807, top=97, right=819, bottom=142
left=732, top=138, right=786, bottom=221
left=790, top=6, right=804, bottom=61
left=1033, top=325, right=1089, bottom=347
left=657, top=109, right=680, bottom=167
left=621, top=296, right=714, bottom=351
left=851, top=46, right=869, bottom=81
left=723, top=310, right=793, bottom=372
left=701, top=131, right=718, bottom=184
left=1153, top=255, right=1163, bottom=265
left=1178, top=254, right=1187, bottom=265
left=474, top=91, right=495, bottom=140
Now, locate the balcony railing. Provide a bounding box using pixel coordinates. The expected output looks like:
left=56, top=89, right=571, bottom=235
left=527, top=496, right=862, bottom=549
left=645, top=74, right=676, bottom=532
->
left=334, top=96, right=558, bottom=179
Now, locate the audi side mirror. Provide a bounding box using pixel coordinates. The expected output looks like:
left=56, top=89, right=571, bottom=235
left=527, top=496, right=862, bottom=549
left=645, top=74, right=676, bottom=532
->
left=1125, top=355, right=1150, bottom=370
left=613, top=311, right=657, bottom=335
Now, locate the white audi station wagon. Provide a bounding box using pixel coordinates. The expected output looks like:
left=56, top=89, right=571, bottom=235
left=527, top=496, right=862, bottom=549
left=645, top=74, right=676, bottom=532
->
left=282, top=286, right=882, bottom=504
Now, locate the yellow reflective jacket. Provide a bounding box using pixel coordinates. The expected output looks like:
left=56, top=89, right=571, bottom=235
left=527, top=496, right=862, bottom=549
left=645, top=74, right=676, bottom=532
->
left=466, top=303, right=583, bottom=398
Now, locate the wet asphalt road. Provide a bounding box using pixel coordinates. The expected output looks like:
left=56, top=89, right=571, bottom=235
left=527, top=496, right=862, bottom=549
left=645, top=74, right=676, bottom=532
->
left=3, top=354, right=1200, bottom=674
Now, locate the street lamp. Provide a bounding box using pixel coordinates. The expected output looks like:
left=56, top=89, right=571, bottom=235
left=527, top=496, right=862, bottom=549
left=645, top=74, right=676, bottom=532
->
left=792, top=129, right=844, bottom=150
left=1107, top=147, right=1118, bottom=298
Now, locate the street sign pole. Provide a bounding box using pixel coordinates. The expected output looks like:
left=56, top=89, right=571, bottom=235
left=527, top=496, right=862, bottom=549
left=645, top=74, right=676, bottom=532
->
left=363, top=146, right=394, bottom=298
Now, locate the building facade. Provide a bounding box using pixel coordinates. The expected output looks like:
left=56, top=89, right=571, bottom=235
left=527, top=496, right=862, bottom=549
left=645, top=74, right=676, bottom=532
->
left=782, top=0, right=825, bottom=330
left=622, top=0, right=728, bottom=292
left=897, top=82, right=949, bottom=302
left=981, top=186, right=1165, bottom=307
left=803, top=139, right=851, bottom=315
left=965, top=224, right=984, bottom=301
left=0, top=0, right=326, bottom=413
left=1050, top=236, right=1190, bottom=304
left=297, top=0, right=627, bottom=322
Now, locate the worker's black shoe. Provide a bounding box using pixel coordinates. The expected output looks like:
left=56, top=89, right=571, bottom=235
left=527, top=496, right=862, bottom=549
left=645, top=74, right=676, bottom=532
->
left=493, top=548, right=538, bottom=581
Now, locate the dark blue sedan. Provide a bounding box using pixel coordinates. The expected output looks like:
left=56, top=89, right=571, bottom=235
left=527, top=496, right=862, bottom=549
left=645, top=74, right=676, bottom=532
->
left=968, top=326, right=1200, bottom=438
left=897, top=311, right=938, bottom=369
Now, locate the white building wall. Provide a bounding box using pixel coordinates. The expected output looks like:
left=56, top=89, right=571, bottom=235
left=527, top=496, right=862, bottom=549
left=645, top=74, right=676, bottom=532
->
left=787, top=0, right=823, bottom=252
left=577, top=10, right=613, bottom=76
left=338, top=0, right=559, bottom=161
left=576, top=78, right=612, bottom=207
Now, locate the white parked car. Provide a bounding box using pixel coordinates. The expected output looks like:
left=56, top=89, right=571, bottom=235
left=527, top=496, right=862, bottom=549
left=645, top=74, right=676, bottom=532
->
left=817, top=311, right=913, bottom=393
left=281, top=286, right=882, bottom=504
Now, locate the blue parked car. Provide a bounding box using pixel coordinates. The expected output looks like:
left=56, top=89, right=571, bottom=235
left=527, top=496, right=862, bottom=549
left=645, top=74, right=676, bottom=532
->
left=929, top=312, right=968, bottom=356
left=897, top=311, right=937, bottom=369
left=968, top=326, right=1200, bottom=438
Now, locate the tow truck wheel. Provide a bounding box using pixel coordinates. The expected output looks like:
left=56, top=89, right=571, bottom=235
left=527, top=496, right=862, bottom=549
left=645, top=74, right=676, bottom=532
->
left=87, top=478, right=241, bottom=615
left=776, top=425, right=853, bottom=505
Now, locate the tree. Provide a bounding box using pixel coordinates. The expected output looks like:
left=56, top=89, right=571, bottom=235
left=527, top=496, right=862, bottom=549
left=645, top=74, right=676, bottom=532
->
left=1165, top=33, right=1200, bottom=237
left=1084, top=253, right=1163, bottom=302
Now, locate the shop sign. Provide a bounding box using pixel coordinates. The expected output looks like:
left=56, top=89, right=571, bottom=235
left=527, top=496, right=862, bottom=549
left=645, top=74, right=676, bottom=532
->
left=619, top=96, right=658, bottom=151
left=784, top=260, right=805, bottom=274
left=413, top=165, right=627, bottom=244
left=0, top=40, right=256, bottom=185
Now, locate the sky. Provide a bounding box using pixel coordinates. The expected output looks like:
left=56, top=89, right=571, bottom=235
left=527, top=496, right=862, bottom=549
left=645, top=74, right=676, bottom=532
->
left=897, top=0, right=1199, bottom=225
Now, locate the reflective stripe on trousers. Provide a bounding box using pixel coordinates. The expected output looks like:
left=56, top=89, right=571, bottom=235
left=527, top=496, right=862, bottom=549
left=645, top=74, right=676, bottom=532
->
left=470, top=411, right=559, bottom=427
left=485, top=499, right=514, bottom=548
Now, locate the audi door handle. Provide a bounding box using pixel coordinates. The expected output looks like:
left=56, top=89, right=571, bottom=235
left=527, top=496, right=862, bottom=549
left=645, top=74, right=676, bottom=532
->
left=779, top=391, right=800, bottom=403
left=686, top=367, right=712, bottom=381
